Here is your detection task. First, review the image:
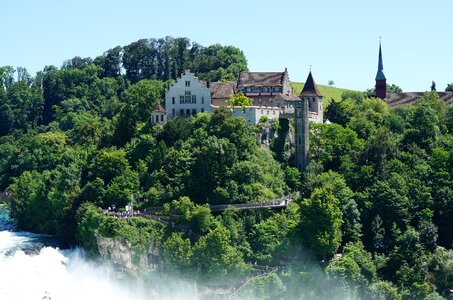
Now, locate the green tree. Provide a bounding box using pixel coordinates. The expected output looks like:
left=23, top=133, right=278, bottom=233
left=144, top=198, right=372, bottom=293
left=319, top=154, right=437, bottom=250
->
left=228, top=92, right=252, bottom=111
left=75, top=202, right=103, bottom=254
left=89, top=148, right=129, bottom=184
left=428, top=247, right=453, bottom=296
left=162, top=232, right=193, bottom=273
left=310, top=123, right=363, bottom=171
left=194, top=225, right=249, bottom=282
left=299, top=188, right=343, bottom=259
left=445, top=83, right=453, bottom=92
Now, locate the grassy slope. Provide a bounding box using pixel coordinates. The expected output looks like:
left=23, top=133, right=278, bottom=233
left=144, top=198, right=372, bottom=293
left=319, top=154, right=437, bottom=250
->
left=291, top=82, right=354, bottom=106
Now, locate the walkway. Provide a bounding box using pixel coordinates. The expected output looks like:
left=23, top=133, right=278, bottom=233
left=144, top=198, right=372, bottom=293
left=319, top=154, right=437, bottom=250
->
left=209, top=195, right=293, bottom=212
left=141, top=193, right=297, bottom=216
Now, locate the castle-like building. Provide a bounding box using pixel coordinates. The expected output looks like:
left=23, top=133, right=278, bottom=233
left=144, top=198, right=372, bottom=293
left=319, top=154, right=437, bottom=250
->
left=375, top=43, right=453, bottom=106
left=156, top=69, right=323, bottom=171
left=160, top=69, right=323, bottom=127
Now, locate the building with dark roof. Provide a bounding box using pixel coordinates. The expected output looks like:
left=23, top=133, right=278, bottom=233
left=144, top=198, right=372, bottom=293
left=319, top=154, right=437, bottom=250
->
left=236, top=68, right=298, bottom=107
left=210, top=81, right=236, bottom=107
left=375, top=44, right=453, bottom=106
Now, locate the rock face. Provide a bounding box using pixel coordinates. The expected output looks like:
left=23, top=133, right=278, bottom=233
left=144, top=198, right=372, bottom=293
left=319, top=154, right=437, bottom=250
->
left=96, top=233, right=161, bottom=272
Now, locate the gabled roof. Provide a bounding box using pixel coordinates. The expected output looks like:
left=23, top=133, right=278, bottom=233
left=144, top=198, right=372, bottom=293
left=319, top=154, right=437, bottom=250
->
left=299, top=71, right=322, bottom=97
left=238, top=72, right=285, bottom=87
left=386, top=92, right=453, bottom=107
left=210, top=82, right=236, bottom=99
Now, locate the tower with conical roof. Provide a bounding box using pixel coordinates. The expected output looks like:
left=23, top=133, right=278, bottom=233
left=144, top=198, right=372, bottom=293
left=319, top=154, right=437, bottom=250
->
left=375, top=42, right=386, bottom=99
left=295, top=71, right=323, bottom=172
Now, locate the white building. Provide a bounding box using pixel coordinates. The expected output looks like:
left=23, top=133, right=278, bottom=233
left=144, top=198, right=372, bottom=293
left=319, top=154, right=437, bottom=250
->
left=231, top=106, right=280, bottom=125
left=150, top=104, right=167, bottom=124
left=165, top=70, right=212, bottom=118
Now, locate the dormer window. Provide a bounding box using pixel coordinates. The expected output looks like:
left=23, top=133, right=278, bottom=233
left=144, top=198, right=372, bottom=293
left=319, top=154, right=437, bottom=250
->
left=185, top=81, right=190, bottom=87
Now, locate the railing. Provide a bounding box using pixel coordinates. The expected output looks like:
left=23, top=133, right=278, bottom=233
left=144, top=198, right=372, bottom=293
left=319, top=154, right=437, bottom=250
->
left=209, top=195, right=293, bottom=212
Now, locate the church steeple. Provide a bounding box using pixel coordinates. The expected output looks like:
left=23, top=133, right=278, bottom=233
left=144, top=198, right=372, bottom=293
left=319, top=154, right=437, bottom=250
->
left=375, top=41, right=387, bottom=99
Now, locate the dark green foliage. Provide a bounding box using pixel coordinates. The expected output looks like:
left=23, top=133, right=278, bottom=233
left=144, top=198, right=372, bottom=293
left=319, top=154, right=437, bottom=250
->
left=1, top=38, right=453, bottom=299
left=75, top=202, right=103, bottom=254
left=121, top=38, right=247, bottom=84
left=193, top=225, right=249, bottom=283
left=299, top=188, right=343, bottom=259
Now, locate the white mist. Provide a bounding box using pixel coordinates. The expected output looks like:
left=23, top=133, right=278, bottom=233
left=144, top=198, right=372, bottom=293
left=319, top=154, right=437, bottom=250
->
left=0, top=231, right=196, bottom=300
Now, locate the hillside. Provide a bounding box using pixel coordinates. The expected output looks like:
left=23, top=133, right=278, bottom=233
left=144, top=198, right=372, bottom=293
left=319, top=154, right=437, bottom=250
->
left=291, top=82, right=353, bottom=106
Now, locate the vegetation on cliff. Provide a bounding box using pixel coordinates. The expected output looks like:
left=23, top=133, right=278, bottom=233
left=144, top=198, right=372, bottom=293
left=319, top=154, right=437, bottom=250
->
left=1, top=37, right=453, bottom=298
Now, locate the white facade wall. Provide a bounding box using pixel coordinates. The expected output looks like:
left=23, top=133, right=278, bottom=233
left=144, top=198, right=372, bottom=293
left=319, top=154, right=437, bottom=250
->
left=232, top=106, right=280, bottom=125
left=165, top=70, right=212, bottom=118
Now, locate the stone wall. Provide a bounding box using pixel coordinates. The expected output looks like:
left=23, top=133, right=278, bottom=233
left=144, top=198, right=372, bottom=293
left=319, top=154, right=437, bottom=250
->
left=96, top=232, right=161, bottom=273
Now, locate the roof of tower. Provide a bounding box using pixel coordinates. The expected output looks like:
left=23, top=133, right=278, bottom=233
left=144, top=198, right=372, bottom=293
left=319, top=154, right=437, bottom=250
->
left=152, top=103, right=166, bottom=112
left=376, top=42, right=386, bottom=81
left=299, top=71, right=322, bottom=97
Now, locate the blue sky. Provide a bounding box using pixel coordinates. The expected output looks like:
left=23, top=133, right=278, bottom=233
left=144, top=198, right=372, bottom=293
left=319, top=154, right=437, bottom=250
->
left=1, top=0, right=452, bottom=92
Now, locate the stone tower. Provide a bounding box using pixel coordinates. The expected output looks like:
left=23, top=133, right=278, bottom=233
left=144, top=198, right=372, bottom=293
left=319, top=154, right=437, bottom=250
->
left=295, top=71, right=322, bottom=172
left=375, top=42, right=386, bottom=99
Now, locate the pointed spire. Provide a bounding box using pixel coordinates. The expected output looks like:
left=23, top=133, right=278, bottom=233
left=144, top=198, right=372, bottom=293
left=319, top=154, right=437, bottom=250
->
left=376, top=41, right=386, bottom=81
left=299, top=71, right=322, bottom=97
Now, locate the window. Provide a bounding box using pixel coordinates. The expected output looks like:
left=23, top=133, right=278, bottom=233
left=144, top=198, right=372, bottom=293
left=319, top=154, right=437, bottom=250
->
left=185, top=91, right=191, bottom=103
left=272, top=87, right=281, bottom=93
left=245, top=87, right=252, bottom=93
left=172, top=97, right=175, bottom=104
left=185, top=81, right=190, bottom=87
left=172, top=108, right=175, bottom=116
left=201, top=108, right=204, bottom=113
left=192, top=109, right=197, bottom=115
left=155, top=115, right=159, bottom=122
left=192, top=95, right=197, bottom=103
left=186, top=109, right=190, bottom=116
left=201, top=97, right=204, bottom=104
left=251, top=87, right=259, bottom=93
left=180, top=96, right=184, bottom=104
left=180, top=109, right=184, bottom=116
left=262, top=87, right=270, bottom=93
left=160, top=115, right=164, bottom=122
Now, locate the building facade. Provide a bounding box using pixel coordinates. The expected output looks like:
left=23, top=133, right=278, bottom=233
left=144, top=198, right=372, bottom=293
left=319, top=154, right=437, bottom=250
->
left=236, top=68, right=295, bottom=107
left=165, top=70, right=212, bottom=118
left=161, top=69, right=324, bottom=126
left=231, top=106, right=280, bottom=125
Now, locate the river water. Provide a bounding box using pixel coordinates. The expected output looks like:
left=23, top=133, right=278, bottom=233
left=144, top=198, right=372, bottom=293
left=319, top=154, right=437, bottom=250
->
left=0, top=204, right=196, bottom=300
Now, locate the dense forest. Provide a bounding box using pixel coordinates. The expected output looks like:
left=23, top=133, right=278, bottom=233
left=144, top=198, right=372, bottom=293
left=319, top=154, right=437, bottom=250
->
left=1, top=37, right=452, bottom=299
